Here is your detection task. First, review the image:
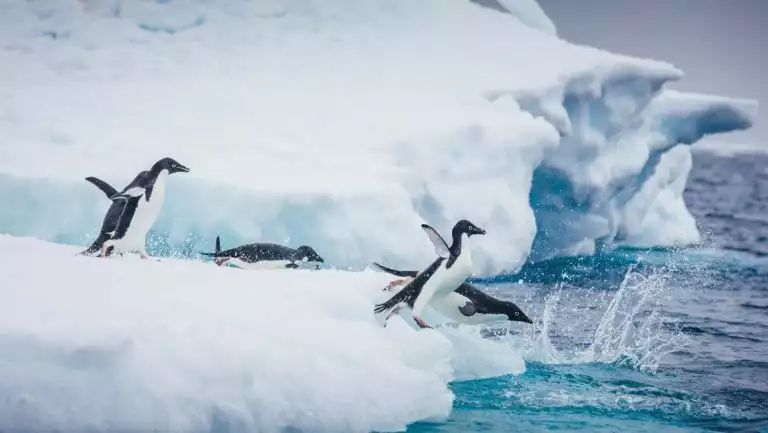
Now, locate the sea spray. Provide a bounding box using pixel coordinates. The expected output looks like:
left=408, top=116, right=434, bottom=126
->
left=515, top=268, right=688, bottom=373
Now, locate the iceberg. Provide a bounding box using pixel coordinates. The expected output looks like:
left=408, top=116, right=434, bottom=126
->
left=0, top=234, right=526, bottom=431
left=0, top=0, right=758, bottom=276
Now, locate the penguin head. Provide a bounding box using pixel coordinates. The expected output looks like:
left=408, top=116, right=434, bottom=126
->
left=295, top=246, right=324, bottom=263
left=453, top=219, right=486, bottom=238
left=155, top=157, right=190, bottom=174
left=503, top=302, right=533, bottom=324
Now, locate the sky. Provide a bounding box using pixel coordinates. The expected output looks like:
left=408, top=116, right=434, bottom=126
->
left=537, top=0, right=766, bottom=152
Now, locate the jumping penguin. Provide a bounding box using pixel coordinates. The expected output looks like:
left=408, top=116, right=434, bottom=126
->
left=199, top=235, right=325, bottom=269
left=373, top=219, right=486, bottom=329
left=98, top=157, right=190, bottom=258
left=372, top=262, right=533, bottom=326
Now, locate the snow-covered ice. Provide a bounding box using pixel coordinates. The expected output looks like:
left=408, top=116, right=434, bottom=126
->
left=0, top=0, right=758, bottom=275
left=0, top=235, right=527, bottom=432
left=1, top=1, right=761, bottom=430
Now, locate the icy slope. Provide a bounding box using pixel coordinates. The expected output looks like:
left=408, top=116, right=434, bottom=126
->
left=0, top=235, right=526, bottom=432
left=0, top=0, right=758, bottom=275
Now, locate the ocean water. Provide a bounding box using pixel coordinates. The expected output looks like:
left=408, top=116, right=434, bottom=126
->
left=407, top=151, right=768, bottom=433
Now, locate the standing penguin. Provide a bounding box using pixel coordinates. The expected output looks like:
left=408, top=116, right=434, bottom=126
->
left=98, top=157, right=190, bottom=258
left=80, top=172, right=147, bottom=256
left=373, top=219, right=486, bottom=329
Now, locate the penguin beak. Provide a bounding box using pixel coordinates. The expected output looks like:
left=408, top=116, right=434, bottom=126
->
left=176, top=164, right=190, bottom=173
left=508, top=304, right=533, bottom=324
left=471, top=226, right=486, bottom=236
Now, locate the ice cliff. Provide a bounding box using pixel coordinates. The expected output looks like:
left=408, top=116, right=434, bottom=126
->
left=0, top=0, right=758, bottom=276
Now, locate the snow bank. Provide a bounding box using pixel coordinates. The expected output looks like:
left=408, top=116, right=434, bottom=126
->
left=0, top=235, right=526, bottom=432
left=0, top=0, right=758, bottom=275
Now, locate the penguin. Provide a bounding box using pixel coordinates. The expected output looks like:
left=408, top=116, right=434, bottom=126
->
left=98, top=157, right=190, bottom=258
left=79, top=172, right=147, bottom=256
left=373, top=219, right=486, bottom=329
left=199, top=235, right=325, bottom=270
left=371, top=262, right=533, bottom=326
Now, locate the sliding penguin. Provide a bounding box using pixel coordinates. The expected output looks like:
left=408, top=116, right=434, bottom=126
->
left=372, top=262, right=532, bottom=326
left=373, top=219, right=486, bottom=329
left=199, top=236, right=325, bottom=269
left=80, top=172, right=147, bottom=256
left=98, top=157, right=190, bottom=258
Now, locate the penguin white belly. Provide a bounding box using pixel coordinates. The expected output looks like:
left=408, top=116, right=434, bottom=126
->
left=412, top=247, right=474, bottom=317
left=117, top=172, right=168, bottom=253
left=227, top=258, right=293, bottom=270
left=429, top=293, right=508, bottom=325
left=432, top=241, right=474, bottom=299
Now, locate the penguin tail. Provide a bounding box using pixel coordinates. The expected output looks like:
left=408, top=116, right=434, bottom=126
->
left=374, top=286, right=415, bottom=315
left=372, top=262, right=418, bottom=278
left=80, top=233, right=110, bottom=256
left=85, top=176, right=118, bottom=199
left=198, top=235, right=222, bottom=257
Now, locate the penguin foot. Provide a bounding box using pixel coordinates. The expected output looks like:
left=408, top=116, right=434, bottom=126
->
left=384, top=278, right=411, bottom=291
left=414, top=316, right=432, bottom=329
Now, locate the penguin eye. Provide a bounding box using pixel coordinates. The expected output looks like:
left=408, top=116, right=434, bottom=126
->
left=172, top=164, right=177, bottom=168
left=515, top=312, right=519, bottom=316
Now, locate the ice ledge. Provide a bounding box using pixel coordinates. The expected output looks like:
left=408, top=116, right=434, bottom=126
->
left=650, top=90, right=757, bottom=145
left=517, top=81, right=757, bottom=263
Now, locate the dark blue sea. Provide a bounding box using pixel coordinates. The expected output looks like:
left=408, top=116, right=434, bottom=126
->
left=408, top=151, right=768, bottom=433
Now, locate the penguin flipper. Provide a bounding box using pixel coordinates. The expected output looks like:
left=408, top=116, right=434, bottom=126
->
left=111, top=197, right=140, bottom=239
left=109, top=186, right=145, bottom=201
left=371, top=262, right=418, bottom=278
left=85, top=177, right=118, bottom=198
left=458, top=300, right=477, bottom=317
left=420, top=224, right=450, bottom=258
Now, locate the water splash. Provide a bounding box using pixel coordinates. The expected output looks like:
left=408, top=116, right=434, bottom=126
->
left=520, top=268, right=688, bottom=373
left=525, top=290, right=565, bottom=364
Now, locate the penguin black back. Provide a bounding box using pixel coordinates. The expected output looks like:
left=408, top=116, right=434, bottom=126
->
left=81, top=172, right=147, bottom=255
left=199, top=236, right=324, bottom=264
left=373, top=257, right=445, bottom=314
